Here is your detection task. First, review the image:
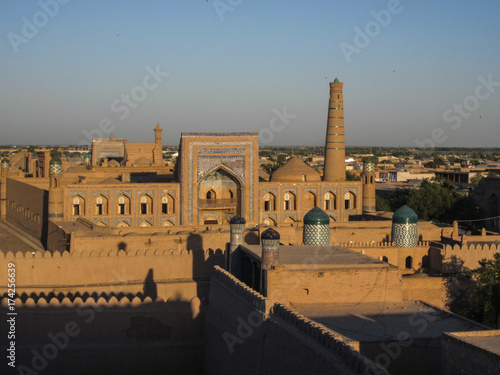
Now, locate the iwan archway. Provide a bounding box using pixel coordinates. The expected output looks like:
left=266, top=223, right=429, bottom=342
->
left=198, top=167, right=243, bottom=225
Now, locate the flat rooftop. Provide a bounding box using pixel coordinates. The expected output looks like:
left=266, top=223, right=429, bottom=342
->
left=294, top=301, right=489, bottom=342
left=240, top=245, right=391, bottom=270
left=445, top=330, right=500, bottom=356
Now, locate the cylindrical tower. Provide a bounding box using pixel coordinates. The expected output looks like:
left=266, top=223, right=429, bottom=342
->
left=303, top=207, right=330, bottom=246
left=1, top=158, right=10, bottom=221
left=48, top=156, right=64, bottom=221
left=392, top=205, right=418, bottom=248
left=260, top=228, right=280, bottom=297
left=323, top=78, right=346, bottom=182
left=261, top=228, right=280, bottom=270
left=153, top=123, right=163, bottom=165
left=228, top=215, right=246, bottom=274
left=362, top=161, right=376, bottom=213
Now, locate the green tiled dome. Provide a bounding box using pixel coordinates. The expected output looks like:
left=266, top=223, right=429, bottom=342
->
left=333, top=77, right=340, bottom=83
left=393, top=205, right=418, bottom=225
left=303, top=207, right=330, bottom=225
left=49, top=156, right=62, bottom=165
left=83, top=153, right=91, bottom=160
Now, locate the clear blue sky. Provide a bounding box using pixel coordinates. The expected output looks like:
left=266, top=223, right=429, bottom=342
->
left=1, top=0, right=499, bottom=147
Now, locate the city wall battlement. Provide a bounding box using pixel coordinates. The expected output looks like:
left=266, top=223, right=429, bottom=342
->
left=339, top=240, right=435, bottom=248
left=1, top=294, right=200, bottom=309
left=212, top=266, right=269, bottom=312
left=443, top=243, right=500, bottom=252
left=0, top=248, right=225, bottom=300
left=0, top=247, right=224, bottom=259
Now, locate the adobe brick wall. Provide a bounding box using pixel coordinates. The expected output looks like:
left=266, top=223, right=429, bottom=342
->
left=266, top=266, right=403, bottom=305
left=5, top=178, right=48, bottom=244
left=0, top=298, right=203, bottom=375
left=402, top=276, right=446, bottom=308
left=442, top=331, right=500, bottom=375
left=0, top=248, right=224, bottom=301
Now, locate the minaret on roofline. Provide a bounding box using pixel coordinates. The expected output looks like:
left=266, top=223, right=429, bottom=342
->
left=323, top=78, right=346, bottom=182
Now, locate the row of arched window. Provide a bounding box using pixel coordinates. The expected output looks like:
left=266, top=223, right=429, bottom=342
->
left=71, top=194, right=175, bottom=216
left=262, top=191, right=357, bottom=212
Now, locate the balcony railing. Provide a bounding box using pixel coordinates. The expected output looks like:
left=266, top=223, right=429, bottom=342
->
left=199, top=198, right=237, bottom=208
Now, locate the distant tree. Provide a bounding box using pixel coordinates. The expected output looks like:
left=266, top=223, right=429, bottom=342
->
left=27, top=145, right=36, bottom=155
left=488, top=171, right=500, bottom=178
left=382, top=179, right=482, bottom=225
left=375, top=196, right=391, bottom=211
left=469, top=173, right=484, bottom=189
left=447, top=156, right=456, bottom=163
left=50, top=149, right=61, bottom=159
left=470, top=159, right=481, bottom=166
left=346, top=171, right=360, bottom=181
left=448, top=253, right=500, bottom=328
left=276, top=154, right=287, bottom=165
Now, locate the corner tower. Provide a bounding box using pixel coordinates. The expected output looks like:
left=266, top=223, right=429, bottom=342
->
left=323, top=78, right=346, bottom=182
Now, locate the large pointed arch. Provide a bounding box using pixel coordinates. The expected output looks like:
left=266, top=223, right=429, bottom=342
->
left=197, top=166, right=243, bottom=225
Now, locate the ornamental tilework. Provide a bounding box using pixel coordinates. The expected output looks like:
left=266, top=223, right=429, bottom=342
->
left=92, top=190, right=109, bottom=199
left=303, top=224, right=330, bottom=246
left=198, top=148, right=245, bottom=154
left=93, top=218, right=109, bottom=226
left=115, top=217, right=131, bottom=226
left=115, top=190, right=132, bottom=198
left=392, top=223, right=418, bottom=248
left=196, top=155, right=245, bottom=182
left=70, top=191, right=87, bottom=199
left=49, top=163, right=62, bottom=174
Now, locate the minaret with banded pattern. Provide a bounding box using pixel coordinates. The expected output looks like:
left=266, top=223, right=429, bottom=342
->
left=323, top=78, right=346, bottom=182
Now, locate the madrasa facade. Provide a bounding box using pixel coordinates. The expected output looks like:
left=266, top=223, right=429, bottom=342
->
left=1, top=79, right=375, bottom=231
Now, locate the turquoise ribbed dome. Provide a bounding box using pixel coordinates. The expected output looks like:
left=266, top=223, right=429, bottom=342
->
left=303, top=207, right=329, bottom=225
left=393, top=205, right=418, bottom=225
left=333, top=77, right=340, bottom=83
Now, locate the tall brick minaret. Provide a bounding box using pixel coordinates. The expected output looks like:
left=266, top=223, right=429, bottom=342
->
left=323, top=78, right=346, bottom=182
left=153, top=123, right=163, bottom=165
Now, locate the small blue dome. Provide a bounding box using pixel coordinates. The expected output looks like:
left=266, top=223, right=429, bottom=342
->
left=333, top=77, right=340, bottom=83
left=83, top=153, right=91, bottom=160
left=261, top=228, right=280, bottom=241
left=229, top=215, right=246, bottom=225
left=393, top=205, right=418, bottom=225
